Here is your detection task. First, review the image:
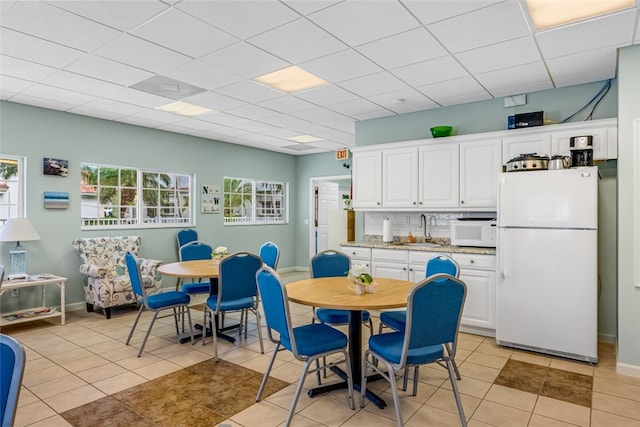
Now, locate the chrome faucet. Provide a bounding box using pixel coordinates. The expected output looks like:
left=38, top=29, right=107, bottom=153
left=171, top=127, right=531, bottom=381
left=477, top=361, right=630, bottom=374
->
left=419, top=214, right=431, bottom=242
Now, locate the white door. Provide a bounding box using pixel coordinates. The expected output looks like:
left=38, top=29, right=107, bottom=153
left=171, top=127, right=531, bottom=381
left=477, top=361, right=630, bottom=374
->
left=316, top=181, right=339, bottom=254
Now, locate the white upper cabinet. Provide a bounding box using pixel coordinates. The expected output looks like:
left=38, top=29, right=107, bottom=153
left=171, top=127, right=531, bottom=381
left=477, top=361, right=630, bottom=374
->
left=501, top=133, right=551, bottom=164
left=460, top=139, right=501, bottom=208
left=419, top=143, right=459, bottom=208
left=551, top=127, right=609, bottom=160
left=382, top=146, right=419, bottom=208
left=352, top=150, right=382, bottom=209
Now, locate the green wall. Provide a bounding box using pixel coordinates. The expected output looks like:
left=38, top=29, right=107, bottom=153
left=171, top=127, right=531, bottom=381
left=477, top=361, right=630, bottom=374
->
left=0, top=101, right=297, bottom=312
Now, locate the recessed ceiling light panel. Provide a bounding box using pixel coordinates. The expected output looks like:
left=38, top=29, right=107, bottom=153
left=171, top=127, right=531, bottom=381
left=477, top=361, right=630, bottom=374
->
left=156, top=101, right=213, bottom=116
left=525, top=0, right=634, bottom=30
left=286, top=134, right=324, bottom=143
left=255, top=66, right=327, bottom=93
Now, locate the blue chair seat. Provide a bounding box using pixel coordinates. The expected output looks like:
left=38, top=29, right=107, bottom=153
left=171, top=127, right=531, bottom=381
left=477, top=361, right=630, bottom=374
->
left=281, top=324, right=349, bottom=356
left=181, top=282, right=211, bottom=294
left=205, top=295, right=254, bottom=312
left=316, top=308, right=370, bottom=325
left=369, top=331, right=444, bottom=365
left=378, top=310, right=406, bottom=332
left=146, top=291, right=190, bottom=310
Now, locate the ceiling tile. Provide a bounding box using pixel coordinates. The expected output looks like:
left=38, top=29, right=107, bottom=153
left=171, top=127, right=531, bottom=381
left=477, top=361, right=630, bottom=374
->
left=475, top=61, right=552, bottom=97
left=368, top=88, right=439, bottom=113
left=94, top=34, right=192, bottom=74
left=176, top=0, right=300, bottom=40
left=0, top=75, right=34, bottom=93
left=0, top=28, right=84, bottom=68
left=282, top=0, right=342, bottom=16
left=552, top=68, right=617, bottom=88
left=131, top=8, right=238, bottom=58
left=536, top=10, right=637, bottom=59
left=21, top=83, right=96, bottom=105
left=215, top=80, right=283, bottom=104
left=49, top=0, right=169, bottom=32
left=427, top=1, right=530, bottom=53
left=546, top=47, right=619, bottom=87
left=259, top=112, right=311, bottom=129
left=2, top=1, right=121, bottom=52
left=182, top=91, right=246, bottom=111
left=42, top=71, right=123, bottom=97
left=293, top=84, right=359, bottom=106
left=68, top=105, right=126, bottom=121
left=196, top=42, right=289, bottom=79
left=356, top=27, right=447, bottom=70
left=326, top=98, right=392, bottom=118
left=308, top=1, right=420, bottom=46
left=391, top=56, right=469, bottom=87
left=116, top=115, right=165, bottom=128
left=80, top=98, right=146, bottom=116
left=64, top=55, right=154, bottom=86
left=416, top=76, right=491, bottom=106
left=225, top=104, right=279, bottom=120
left=402, top=0, right=504, bottom=25
left=0, top=55, right=57, bottom=82
left=338, top=72, right=410, bottom=98
left=301, top=49, right=382, bottom=83
left=163, top=59, right=242, bottom=91
left=257, top=95, right=316, bottom=114
left=455, top=36, right=541, bottom=74
left=10, top=93, right=78, bottom=111
left=103, top=87, right=173, bottom=108
left=198, top=112, right=254, bottom=127
left=248, top=18, right=346, bottom=64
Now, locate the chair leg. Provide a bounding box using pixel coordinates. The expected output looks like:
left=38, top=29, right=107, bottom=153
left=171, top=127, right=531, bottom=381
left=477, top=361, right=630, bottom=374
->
left=254, top=308, right=264, bottom=354
left=256, top=343, right=280, bottom=401
left=126, top=304, right=145, bottom=346
left=202, top=308, right=209, bottom=346
left=172, top=307, right=180, bottom=335
left=213, top=312, right=220, bottom=361
left=447, top=359, right=467, bottom=427
left=285, top=359, right=313, bottom=427
left=445, top=343, right=461, bottom=380
left=183, top=305, right=195, bottom=346
left=412, top=366, right=420, bottom=396
left=341, top=349, right=355, bottom=410
left=137, top=310, right=160, bottom=357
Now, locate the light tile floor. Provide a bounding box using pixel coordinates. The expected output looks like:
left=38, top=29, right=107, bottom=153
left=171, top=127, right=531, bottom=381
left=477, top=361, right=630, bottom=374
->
left=4, top=271, right=640, bottom=427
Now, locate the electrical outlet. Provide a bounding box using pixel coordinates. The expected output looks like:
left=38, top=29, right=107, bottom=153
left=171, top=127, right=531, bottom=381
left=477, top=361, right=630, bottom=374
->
left=504, top=94, right=526, bottom=108
left=11, top=288, right=19, bottom=297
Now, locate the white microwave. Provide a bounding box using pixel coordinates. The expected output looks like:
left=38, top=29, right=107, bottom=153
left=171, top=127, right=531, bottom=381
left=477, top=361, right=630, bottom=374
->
left=450, top=219, right=497, bottom=247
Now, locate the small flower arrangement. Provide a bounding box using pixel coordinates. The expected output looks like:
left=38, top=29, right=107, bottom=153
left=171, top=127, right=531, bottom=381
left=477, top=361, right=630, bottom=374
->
left=348, top=264, right=375, bottom=295
left=213, top=246, right=229, bottom=258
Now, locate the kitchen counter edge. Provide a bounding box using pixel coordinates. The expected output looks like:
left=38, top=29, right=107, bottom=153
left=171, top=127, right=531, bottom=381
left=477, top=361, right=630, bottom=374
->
left=339, top=241, right=496, bottom=256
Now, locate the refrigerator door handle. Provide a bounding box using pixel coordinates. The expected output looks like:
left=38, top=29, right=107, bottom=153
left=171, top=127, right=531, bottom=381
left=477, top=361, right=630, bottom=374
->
left=499, top=230, right=507, bottom=279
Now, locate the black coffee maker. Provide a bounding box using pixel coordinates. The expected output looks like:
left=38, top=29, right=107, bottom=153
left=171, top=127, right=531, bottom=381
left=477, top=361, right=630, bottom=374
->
left=570, top=136, right=593, bottom=167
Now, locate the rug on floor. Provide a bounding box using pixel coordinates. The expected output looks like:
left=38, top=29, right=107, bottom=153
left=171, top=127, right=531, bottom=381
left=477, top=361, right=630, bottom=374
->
left=60, top=359, right=290, bottom=426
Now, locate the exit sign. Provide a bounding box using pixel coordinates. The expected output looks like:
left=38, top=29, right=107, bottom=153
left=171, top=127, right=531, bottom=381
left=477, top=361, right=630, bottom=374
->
left=335, top=148, right=350, bottom=160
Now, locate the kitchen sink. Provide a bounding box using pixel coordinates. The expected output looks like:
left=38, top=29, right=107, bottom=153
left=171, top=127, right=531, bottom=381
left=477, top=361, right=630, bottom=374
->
left=401, top=242, right=442, bottom=248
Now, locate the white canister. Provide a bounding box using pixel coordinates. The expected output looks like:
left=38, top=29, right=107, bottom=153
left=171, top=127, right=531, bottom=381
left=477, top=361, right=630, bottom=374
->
left=382, top=218, right=393, bottom=242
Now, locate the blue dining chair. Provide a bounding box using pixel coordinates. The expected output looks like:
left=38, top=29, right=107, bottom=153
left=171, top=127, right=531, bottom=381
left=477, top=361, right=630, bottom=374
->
left=203, top=252, right=264, bottom=361
left=176, top=228, right=198, bottom=250
left=361, top=273, right=468, bottom=427
left=378, top=254, right=462, bottom=387
left=255, top=266, right=354, bottom=427
left=178, top=241, right=214, bottom=294
left=310, top=250, right=374, bottom=332
left=259, top=241, right=280, bottom=270
left=1, top=333, right=25, bottom=427
left=125, top=253, right=194, bottom=357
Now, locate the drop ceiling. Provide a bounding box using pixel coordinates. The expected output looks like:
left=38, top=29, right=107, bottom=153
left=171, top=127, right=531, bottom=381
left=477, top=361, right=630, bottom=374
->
left=1, top=0, right=638, bottom=155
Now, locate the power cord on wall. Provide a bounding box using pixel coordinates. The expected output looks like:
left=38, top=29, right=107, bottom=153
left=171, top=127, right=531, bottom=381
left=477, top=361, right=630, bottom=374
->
left=559, top=79, right=612, bottom=123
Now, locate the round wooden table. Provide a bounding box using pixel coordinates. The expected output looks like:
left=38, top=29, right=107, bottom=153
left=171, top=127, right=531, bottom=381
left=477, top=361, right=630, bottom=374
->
left=286, top=276, right=414, bottom=409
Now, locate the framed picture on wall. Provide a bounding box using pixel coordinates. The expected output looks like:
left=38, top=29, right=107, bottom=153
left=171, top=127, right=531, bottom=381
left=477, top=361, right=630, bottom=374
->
left=43, top=158, right=69, bottom=177
left=201, top=184, right=220, bottom=214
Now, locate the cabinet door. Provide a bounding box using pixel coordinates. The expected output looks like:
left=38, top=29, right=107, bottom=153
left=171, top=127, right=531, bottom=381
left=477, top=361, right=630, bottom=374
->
left=382, top=147, right=418, bottom=208
left=459, top=268, right=495, bottom=329
left=418, top=144, right=459, bottom=208
left=352, top=151, right=382, bottom=209
left=371, top=262, right=409, bottom=280
left=502, top=133, right=551, bottom=164
left=459, top=139, right=501, bottom=208
left=551, top=127, right=608, bottom=160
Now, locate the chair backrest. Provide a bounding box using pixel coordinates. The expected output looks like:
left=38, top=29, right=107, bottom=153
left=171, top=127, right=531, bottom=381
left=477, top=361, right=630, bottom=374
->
left=426, top=255, right=460, bottom=279
left=310, top=250, right=351, bottom=278
left=0, top=334, right=26, bottom=427
left=125, top=252, right=148, bottom=306
left=259, top=242, right=280, bottom=269
left=217, top=252, right=262, bottom=303
left=255, top=266, right=296, bottom=353
left=179, top=241, right=213, bottom=262
left=401, top=274, right=467, bottom=366
left=176, top=229, right=198, bottom=250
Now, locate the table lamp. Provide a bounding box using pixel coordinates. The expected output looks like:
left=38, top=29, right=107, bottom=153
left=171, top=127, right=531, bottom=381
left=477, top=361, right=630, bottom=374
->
left=0, top=218, right=41, bottom=275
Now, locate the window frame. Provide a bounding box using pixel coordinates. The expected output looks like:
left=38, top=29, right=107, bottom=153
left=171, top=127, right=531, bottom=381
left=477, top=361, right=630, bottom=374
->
left=80, top=162, right=194, bottom=230
left=0, top=155, right=26, bottom=226
left=223, top=176, right=288, bottom=225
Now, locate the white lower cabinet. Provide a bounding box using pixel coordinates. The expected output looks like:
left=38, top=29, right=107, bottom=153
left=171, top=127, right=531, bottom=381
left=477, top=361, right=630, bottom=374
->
left=339, top=246, right=371, bottom=272
left=371, top=249, right=409, bottom=280
left=451, top=253, right=496, bottom=336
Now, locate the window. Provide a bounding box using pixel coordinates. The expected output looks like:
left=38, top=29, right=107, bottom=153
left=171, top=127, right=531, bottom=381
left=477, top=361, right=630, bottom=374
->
left=0, top=155, right=24, bottom=225
left=81, top=163, right=193, bottom=229
left=223, top=177, right=287, bottom=225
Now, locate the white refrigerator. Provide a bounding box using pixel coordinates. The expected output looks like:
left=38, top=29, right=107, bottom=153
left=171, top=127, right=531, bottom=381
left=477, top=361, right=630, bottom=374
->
left=496, top=166, right=598, bottom=363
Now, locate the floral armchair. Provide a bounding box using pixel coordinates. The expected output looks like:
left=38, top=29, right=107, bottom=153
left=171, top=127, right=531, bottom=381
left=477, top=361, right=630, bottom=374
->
left=71, top=236, right=163, bottom=319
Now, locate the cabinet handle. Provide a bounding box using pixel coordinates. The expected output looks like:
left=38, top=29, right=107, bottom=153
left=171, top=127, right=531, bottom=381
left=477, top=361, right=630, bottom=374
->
left=419, top=201, right=423, bottom=205
left=413, top=201, right=416, bottom=205
left=377, top=202, right=381, bottom=205
left=461, top=200, right=465, bottom=204
left=470, top=259, right=475, bottom=264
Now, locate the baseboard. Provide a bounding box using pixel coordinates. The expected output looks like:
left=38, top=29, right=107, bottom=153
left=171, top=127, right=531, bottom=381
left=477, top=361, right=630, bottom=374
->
left=276, top=266, right=310, bottom=273
left=616, top=361, right=640, bottom=378
left=66, top=302, right=88, bottom=312
left=598, top=333, right=616, bottom=344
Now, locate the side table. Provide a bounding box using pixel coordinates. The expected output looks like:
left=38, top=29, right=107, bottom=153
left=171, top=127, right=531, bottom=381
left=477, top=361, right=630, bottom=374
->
left=0, top=274, right=67, bottom=328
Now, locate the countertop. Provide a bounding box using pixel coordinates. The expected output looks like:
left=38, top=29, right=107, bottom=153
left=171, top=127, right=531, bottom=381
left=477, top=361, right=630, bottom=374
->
left=340, top=240, right=496, bottom=256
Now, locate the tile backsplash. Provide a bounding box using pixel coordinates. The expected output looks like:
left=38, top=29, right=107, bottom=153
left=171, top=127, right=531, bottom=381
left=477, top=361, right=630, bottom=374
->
left=364, top=211, right=495, bottom=241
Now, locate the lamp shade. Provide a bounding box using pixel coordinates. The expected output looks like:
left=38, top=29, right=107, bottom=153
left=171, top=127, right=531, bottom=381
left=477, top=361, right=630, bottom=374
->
left=0, top=218, right=41, bottom=242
